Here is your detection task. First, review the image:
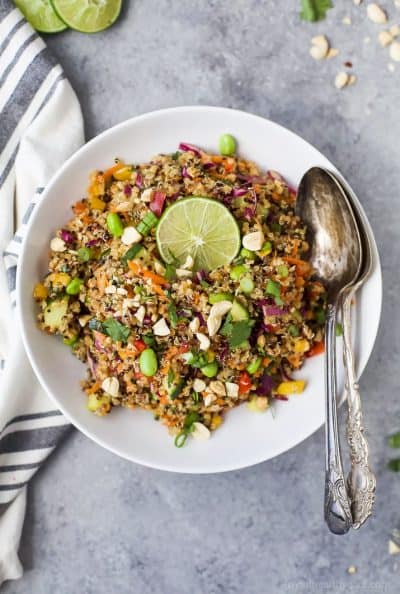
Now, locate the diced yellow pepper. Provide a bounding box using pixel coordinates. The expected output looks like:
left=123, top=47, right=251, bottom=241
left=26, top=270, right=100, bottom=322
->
left=210, top=415, right=223, bottom=430
left=276, top=380, right=306, bottom=396
left=113, top=166, right=133, bottom=181
left=294, top=338, right=310, bottom=353
left=48, top=272, right=71, bottom=286
left=246, top=396, right=269, bottom=412
left=33, top=282, right=48, bottom=300
left=89, top=196, right=106, bottom=211
left=207, top=350, right=216, bottom=362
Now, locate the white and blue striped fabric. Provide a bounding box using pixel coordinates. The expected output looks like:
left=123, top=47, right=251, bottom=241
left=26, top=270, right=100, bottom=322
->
left=0, top=1, right=84, bottom=584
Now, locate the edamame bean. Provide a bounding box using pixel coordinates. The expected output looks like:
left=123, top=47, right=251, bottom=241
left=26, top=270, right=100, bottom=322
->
left=201, top=361, right=219, bottom=378
left=77, top=247, right=93, bottom=261
left=107, top=212, right=124, bottom=237
left=139, top=348, right=158, bottom=376
left=66, top=278, right=83, bottom=295
left=219, top=133, right=236, bottom=156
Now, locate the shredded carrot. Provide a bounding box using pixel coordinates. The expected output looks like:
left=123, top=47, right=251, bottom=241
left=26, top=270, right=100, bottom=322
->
left=284, top=257, right=311, bottom=277
left=306, top=341, right=325, bottom=358
left=211, top=155, right=223, bottom=164
left=141, top=269, right=169, bottom=286
left=103, top=162, right=125, bottom=181
left=152, top=283, right=168, bottom=300
left=127, top=260, right=141, bottom=275
left=86, top=382, right=100, bottom=395
left=262, top=357, right=271, bottom=366
left=73, top=201, right=87, bottom=215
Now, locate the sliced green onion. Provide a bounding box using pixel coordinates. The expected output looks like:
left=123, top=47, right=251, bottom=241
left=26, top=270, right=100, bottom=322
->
left=240, top=248, right=255, bottom=260
left=230, top=264, right=248, bottom=281
left=121, top=243, right=143, bottom=265
left=170, top=379, right=185, bottom=400
left=63, top=335, right=78, bottom=347
left=246, top=357, right=262, bottom=375
left=136, top=211, right=159, bottom=236
left=266, top=279, right=281, bottom=298
left=277, top=265, right=289, bottom=278
left=239, top=276, right=254, bottom=294
left=336, top=323, right=343, bottom=337
left=315, top=309, right=326, bottom=324
left=209, top=292, right=233, bottom=304
left=174, top=432, right=188, bottom=448
left=77, top=247, right=92, bottom=262
left=288, top=325, right=300, bottom=337
left=260, top=241, right=272, bottom=256
left=168, top=302, right=179, bottom=328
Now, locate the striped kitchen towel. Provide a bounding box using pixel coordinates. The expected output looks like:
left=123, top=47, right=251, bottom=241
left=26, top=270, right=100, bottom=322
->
left=0, top=0, right=84, bottom=585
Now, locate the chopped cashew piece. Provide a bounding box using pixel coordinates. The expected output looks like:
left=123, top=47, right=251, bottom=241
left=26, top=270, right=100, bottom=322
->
left=153, top=318, right=170, bottom=336
left=378, top=30, right=393, bottom=46
left=105, top=285, right=117, bottom=295
left=390, top=41, right=400, bottom=61
left=78, top=314, right=91, bottom=327
left=209, top=381, right=226, bottom=396
left=348, top=74, right=357, bottom=86
left=50, top=237, right=66, bottom=252
left=196, top=332, right=210, bottom=351
left=226, top=382, right=239, bottom=398
left=102, top=377, right=119, bottom=398
left=310, top=35, right=329, bottom=60
left=389, top=540, right=400, bottom=555
left=141, top=188, right=154, bottom=202
left=203, top=393, right=217, bottom=407
left=334, top=71, right=350, bottom=89
left=207, top=300, right=233, bottom=337
left=116, top=287, right=128, bottom=296
left=175, top=268, right=192, bottom=278
left=390, top=25, right=400, bottom=37
left=121, top=226, right=142, bottom=246
left=135, top=305, right=146, bottom=325
left=193, top=378, right=206, bottom=392
left=353, top=0, right=362, bottom=5
left=189, top=317, right=200, bottom=333
left=191, top=422, right=211, bottom=440
left=367, top=3, right=387, bottom=24
left=242, top=231, right=265, bottom=252
left=181, top=254, right=194, bottom=270
left=327, top=48, right=339, bottom=58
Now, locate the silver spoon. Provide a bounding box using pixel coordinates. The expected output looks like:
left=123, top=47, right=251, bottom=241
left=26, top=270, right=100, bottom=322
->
left=296, top=167, right=362, bottom=535
left=321, top=169, right=376, bottom=528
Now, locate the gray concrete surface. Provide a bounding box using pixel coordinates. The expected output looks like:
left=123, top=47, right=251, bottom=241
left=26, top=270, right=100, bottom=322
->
left=4, top=1, right=400, bottom=592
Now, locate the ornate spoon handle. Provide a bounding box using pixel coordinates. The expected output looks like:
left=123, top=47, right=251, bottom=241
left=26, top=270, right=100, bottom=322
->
left=342, top=290, right=376, bottom=528
left=324, top=304, right=352, bottom=535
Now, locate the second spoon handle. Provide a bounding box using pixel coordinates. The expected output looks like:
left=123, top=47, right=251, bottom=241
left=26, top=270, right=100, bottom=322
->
left=324, top=303, right=352, bottom=535
left=342, top=290, right=376, bottom=528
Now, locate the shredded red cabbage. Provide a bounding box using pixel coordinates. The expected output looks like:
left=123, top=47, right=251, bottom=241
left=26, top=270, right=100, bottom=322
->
left=86, top=238, right=101, bottom=247
left=274, top=394, right=289, bottom=401
left=178, top=142, right=202, bottom=157
left=149, top=191, right=166, bottom=217
left=231, top=187, right=248, bottom=197
left=124, top=184, right=132, bottom=197
left=182, top=166, right=192, bottom=179
left=263, top=305, right=288, bottom=317
left=195, top=311, right=206, bottom=326
left=195, top=270, right=208, bottom=283
left=93, top=331, right=106, bottom=352
left=203, top=162, right=216, bottom=170
left=143, top=315, right=152, bottom=326
left=135, top=173, right=143, bottom=188
left=256, top=374, right=275, bottom=395
left=87, top=350, right=97, bottom=378
left=60, top=229, right=74, bottom=244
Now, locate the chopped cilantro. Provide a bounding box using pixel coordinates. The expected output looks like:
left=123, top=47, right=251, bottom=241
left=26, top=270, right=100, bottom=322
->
left=102, top=318, right=130, bottom=343
left=300, top=0, right=333, bottom=22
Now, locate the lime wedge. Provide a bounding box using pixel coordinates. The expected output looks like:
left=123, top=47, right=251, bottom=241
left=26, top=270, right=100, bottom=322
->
left=51, top=0, right=121, bottom=33
left=15, top=0, right=67, bottom=33
left=156, top=197, right=241, bottom=272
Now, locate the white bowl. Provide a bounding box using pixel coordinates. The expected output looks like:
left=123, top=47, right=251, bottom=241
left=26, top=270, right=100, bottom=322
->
left=17, top=106, right=382, bottom=473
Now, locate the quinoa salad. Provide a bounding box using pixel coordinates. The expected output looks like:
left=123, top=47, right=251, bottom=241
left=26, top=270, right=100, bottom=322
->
left=34, top=136, right=326, bottom=447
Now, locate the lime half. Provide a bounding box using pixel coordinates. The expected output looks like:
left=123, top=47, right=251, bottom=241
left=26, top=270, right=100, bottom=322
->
left=156, top=197, right=241, bottom=272
left=15, top=0, right=67, bottom=33
left=51, top=0, right=122, bottom=33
